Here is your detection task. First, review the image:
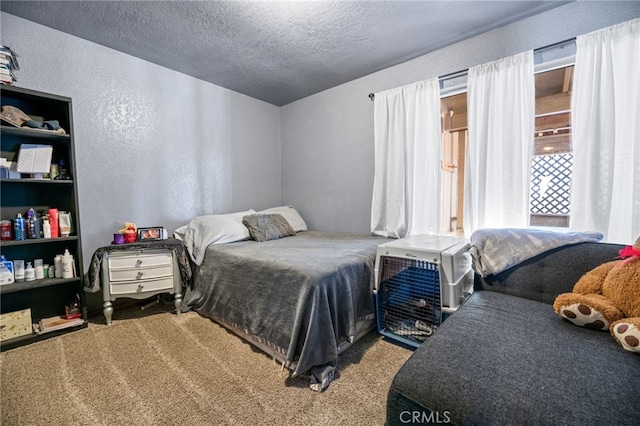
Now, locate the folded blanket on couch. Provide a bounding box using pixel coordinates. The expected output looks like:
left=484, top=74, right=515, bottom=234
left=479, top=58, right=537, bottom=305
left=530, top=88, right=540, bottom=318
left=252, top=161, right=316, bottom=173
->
left=469, top=228, right=603, bottom=277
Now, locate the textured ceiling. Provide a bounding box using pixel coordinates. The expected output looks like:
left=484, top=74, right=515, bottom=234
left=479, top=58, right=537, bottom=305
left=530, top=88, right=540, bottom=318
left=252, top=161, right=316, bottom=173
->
left=1, top=1, right=572, bottom=106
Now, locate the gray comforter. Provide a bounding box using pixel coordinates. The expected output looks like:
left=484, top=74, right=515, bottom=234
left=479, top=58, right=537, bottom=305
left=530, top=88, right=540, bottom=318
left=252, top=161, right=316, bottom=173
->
left=182, top=231, right=388, bottom=391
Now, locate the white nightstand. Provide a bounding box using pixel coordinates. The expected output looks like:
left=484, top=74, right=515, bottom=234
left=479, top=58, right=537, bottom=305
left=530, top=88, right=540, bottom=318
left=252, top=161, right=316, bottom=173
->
left=101, top=248, right=183, bottom=325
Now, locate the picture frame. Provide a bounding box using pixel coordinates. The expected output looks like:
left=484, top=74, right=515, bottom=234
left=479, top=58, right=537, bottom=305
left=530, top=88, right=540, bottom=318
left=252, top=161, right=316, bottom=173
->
left=137, top=227, right=164, bottom=241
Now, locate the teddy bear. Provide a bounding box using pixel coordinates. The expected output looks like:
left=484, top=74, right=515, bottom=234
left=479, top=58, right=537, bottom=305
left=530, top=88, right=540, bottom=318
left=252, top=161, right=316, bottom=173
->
left=553, top=236, right=640, bottom=354
left=118, top=222, right=137, bottom=243
left=118, top=222, right=137, bottom=235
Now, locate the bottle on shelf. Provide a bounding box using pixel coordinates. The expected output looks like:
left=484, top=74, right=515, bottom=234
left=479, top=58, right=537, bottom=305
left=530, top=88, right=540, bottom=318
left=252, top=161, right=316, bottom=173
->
left=1, top=220, right=11, bottom=240
left=24, top=262, right=35, bottom=281
left=54, top=254, right=63, bottom=278
left=34, top=259, right=45, bottom=280
left=0, top=255, right=15, bottom=285
left=49, top=163, right=59, bottom=180
left=43, top=218, right=51, bottom=238
left=13, top=213, right=25, bottom=241
left=27, top=208, right=40, bottom=239
left=48, top=208, right=59, bottom=238
left=61, top=249, right=74, bottom=279
left=14, top=260, right=24, bottom=282
left=54, top=159, right=70, bottom=180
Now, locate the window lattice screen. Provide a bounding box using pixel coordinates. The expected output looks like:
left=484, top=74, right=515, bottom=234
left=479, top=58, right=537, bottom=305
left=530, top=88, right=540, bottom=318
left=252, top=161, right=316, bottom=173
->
left=530, top=154, right=573, bottom=215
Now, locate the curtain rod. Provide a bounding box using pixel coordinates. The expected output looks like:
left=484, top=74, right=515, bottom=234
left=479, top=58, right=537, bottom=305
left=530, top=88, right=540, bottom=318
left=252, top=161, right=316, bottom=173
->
left=535, top=37, right=576, bottom=54
left=367, top=37, right=576, bottom=101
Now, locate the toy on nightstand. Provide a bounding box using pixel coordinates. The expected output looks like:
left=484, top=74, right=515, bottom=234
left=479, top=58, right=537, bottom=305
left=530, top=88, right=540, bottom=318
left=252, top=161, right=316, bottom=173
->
left=117, top=222, right=138, bottom=244
left=553, top=236, right=640, bottom=354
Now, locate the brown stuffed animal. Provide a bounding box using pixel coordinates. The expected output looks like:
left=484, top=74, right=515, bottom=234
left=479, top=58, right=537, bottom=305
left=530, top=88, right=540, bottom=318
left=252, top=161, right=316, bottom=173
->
left=553, top=236, right=640, bottom=354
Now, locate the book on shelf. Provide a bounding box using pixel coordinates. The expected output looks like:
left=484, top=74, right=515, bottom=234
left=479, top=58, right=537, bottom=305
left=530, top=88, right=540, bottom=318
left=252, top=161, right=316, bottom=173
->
left=34, top=315, right=84, bottom=335
left=0, top=65, right=17, bottom=80
left=0, top=46, right=20, bottom=70
left=0, top=74, right=16, bottom=85
left=0, top=45, right=19, bottom=86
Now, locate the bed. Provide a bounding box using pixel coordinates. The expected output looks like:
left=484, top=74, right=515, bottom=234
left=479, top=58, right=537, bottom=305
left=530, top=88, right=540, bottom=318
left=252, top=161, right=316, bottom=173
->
left=176, top=206, right=388, bottom=391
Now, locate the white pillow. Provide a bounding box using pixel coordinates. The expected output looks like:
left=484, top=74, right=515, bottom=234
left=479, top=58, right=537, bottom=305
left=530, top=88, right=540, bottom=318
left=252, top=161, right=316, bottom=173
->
left=258, top=205, right=308, bottom=232
left=178, top=209, right=255, bottom=265
left=172, top=225, right=188, bottom=241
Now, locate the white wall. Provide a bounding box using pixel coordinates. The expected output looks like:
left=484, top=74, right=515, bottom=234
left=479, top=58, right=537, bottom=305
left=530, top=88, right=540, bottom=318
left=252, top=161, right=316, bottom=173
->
left=1, top=12, right=282, bottom=273
left=280, top=1, right=640, bottom=234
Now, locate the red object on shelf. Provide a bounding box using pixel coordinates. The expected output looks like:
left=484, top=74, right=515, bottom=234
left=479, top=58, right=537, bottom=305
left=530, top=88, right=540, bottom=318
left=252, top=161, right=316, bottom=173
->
left=1, top=220, right=11, bottom=240
left=123, top=232, right=137, bottom=243
left=65, top=308, right=82, bottom=320
left=48, top=208, right=59, bottom=238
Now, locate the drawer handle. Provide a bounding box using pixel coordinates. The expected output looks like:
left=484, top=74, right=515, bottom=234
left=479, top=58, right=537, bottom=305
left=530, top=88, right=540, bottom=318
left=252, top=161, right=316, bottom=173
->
left=136, top=271, right=144, bottom=280
left=137, top=284, right=144, bottom=292
left=136, top=259, right=143, bottom=267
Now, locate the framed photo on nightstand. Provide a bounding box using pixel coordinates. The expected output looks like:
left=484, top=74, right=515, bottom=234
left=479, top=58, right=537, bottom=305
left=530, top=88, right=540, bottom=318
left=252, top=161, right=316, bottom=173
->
left=137, top=227, right=164, bottom=241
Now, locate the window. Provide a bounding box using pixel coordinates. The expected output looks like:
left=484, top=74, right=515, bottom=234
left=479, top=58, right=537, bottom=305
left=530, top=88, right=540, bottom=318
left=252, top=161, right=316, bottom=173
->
left=437, top=41, right=576, bottom=235
left=440, top=92, right=467, bottom=235
left=530, top=65, right=573, bottom=228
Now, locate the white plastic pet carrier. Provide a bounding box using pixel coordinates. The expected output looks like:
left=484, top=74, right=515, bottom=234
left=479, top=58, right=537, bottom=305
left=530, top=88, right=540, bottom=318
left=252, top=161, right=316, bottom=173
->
left=374, top=235, right=473, bottom=348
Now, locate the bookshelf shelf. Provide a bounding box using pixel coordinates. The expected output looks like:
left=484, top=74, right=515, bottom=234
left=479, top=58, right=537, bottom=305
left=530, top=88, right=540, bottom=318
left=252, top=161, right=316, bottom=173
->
left=0, top=235, right=79, bottom=247
left=0, top=276, right=82, bottom=295
left=1, top=178, right=74, bottom=184
left=0, top=322, right=87, bottom=352
left=0, top=125, right=71, bottom=140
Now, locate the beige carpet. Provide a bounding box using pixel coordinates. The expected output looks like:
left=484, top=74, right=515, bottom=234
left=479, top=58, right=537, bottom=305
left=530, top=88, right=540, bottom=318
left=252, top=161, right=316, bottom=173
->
left=1, top=303, right=412, bottom=425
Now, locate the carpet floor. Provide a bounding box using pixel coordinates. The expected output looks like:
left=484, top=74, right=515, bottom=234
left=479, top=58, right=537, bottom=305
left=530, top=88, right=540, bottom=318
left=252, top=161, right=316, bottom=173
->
left=1, top=303, right=412, bottom=425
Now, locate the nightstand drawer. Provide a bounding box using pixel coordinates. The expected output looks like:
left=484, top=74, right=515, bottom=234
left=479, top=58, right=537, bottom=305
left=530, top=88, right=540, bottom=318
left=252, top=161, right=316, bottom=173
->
left=108, top=264, right=174, bottom=282
left=108, top=251, right=173, bottom=269
left=109, top=276, right=174, bottom=295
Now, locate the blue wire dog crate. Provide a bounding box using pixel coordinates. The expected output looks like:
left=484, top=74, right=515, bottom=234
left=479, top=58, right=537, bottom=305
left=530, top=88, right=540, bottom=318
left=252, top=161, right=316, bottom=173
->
left=374, top=235, right=473, bottom=348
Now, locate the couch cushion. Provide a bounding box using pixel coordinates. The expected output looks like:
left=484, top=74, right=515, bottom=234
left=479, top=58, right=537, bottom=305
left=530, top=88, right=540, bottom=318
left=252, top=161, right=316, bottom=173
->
left=475, top=242, right=624, bottom=304
left=386, top=291, right=640, bottom=426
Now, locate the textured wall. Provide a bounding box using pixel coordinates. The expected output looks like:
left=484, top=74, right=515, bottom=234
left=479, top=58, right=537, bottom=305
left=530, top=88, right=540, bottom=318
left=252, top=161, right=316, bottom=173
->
left=0, top=12, right=281, bottom=277
left=280, top=1, right=640, bottom=234
left=2, top=2, right=638, bottom=289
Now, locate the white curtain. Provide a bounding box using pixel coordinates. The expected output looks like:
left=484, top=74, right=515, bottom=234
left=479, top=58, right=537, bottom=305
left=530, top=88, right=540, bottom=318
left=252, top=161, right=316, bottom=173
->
left=464, top=51, right=535, bottom=236
left=570, top=19, right=640, bottom=244
left=371, top=78, right=441, bottom=238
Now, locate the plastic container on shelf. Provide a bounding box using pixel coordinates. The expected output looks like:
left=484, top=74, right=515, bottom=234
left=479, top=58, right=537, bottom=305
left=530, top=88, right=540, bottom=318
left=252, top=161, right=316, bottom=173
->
left=61, top=249, right=74, bottom=279
left=1, top=220, right=12, bottom=240
left=43, top=219, right=51, bottom=238
left=24, top=262, right=35, bottom=281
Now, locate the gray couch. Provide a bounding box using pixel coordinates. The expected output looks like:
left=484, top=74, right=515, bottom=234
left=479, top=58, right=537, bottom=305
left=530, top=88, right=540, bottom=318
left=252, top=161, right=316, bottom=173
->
left=386, top=242, right=640, bottom=425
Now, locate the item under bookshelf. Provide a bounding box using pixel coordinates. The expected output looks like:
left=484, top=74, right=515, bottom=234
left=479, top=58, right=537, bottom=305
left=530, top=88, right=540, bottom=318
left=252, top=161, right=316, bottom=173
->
left=33, top=314, right=84, bottom=335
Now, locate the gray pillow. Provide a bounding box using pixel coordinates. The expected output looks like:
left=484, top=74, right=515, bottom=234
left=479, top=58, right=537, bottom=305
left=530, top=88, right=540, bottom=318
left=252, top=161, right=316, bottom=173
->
left=242, top=213, right=295, bottom=242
